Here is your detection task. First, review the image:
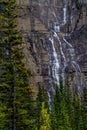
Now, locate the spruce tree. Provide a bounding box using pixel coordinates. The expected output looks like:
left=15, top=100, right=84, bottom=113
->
left=40, top=102, right=51, bottom=130
left=36, top=85, right=49, bottom=130
left=64, top=78, right=75, bottom=129
left=73, top=96, right=84, bottom=130
left=0, top=0, right=35, bottom=129
left=50, top=85, right=61, bottom=130
left=82, top=87, right=87, bottom=129
left=0, top=100, right=8, bottom=129
left=51, top=79, right=72, bottom=130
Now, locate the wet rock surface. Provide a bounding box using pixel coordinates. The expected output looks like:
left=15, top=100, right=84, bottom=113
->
left=17, top=0, right=87, bottom=97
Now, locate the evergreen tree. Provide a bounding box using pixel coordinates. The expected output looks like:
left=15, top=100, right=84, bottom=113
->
left=0, top=0, right=35, bottom=129
left=50, top=85, right=61, bottom=130
left=82, top=87, right=87, bottom=129
left=64, top=78, right=75, bottom=129
left=40, top=102, right=51, bottom=130
left=51, top=79, right=73, bottom=130
left=0, top=100, right=8, bottom=129
left=73, top=96, right=84, bottom=130
left=36, top=85, right=49, bottom=130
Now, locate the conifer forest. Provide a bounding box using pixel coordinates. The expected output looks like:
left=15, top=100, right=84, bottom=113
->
left=0, top=0, right=87, bottom=129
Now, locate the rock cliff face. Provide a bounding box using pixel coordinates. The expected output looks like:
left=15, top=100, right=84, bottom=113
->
left=17, top=0, right=87, bottom=97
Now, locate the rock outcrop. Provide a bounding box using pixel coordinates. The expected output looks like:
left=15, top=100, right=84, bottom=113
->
left=17, top=0, right=87, bottom=95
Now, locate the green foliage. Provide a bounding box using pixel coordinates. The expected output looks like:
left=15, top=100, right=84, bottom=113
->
left=73, top=96, right=84, bottom=130
left=0, top=102, right=8, bottom=129
left=0, top=0, right=34, bottom=129
left=36, top=85, right=49, bottom=129
left=0, top=0, right=87, bottom=129
left=51, top=82, right=72, bottom=130
left=82, top=87, right=87, bottom=129
left=40, top=102, right=50, bottom=130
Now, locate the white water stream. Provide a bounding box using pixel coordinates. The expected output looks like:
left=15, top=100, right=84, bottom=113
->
left=37, top=0, right=82, bottom=104
left=63, top=36, right=82, bottom=92
left=53, top=32, right=67, bottom=83
left=49, top=37, right=60, bottom=85
left=63, top=4, right=67, bottom=24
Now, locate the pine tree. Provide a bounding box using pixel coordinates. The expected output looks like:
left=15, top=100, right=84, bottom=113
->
left=0, top=100, right=8, bottom=129
left=0, top=0, right=35, bottom=129
left=50, top=85, right=61, bottom=130
left=36, top=85, right=49, bottom=130
left=73, top=96, right=84, bottom=130
left=51, top=79, right=73, bottom=130
left=82, top=87, right=87, bottom=129
left=40, top=102, right=51, bottom=130
left=64, top=78, right=75, bottom=129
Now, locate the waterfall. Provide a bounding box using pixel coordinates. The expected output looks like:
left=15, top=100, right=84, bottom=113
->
left=63, top=4, right=67, bottom=25
left=43, top=37, right=60, bottom=105
left=53, top=32, right=67, bottom=83
left=63, top=37, right=75, bottom=61
left=36, top=0, right=83, bottom=103
left=63, top=36, right=82, bottom=93
left=63, top=37, right=81, bottom=72
left=47, top=91, right=51, bottom=109
left=49, top=37, right=60, bottom=85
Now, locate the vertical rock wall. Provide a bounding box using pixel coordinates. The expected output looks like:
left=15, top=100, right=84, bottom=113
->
left=17, top=0, right=87, bottom=95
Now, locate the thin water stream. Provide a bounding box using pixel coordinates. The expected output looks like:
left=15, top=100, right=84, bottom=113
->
left=37, top=0, right=82, bottom=103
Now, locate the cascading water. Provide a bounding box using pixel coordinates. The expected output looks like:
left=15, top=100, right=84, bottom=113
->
left=47, top=37, right=60, bottom=106
left=63, top=36, right=82, bottom=93
left=53, top=32, right=67, bottom=83
left=36, top=0, right=83, bottom=103
left=63, top=2, right=67, bottom=25
left=43, top=36, right=60, bottom=106
left=49, top=37, right=60, bottom=85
